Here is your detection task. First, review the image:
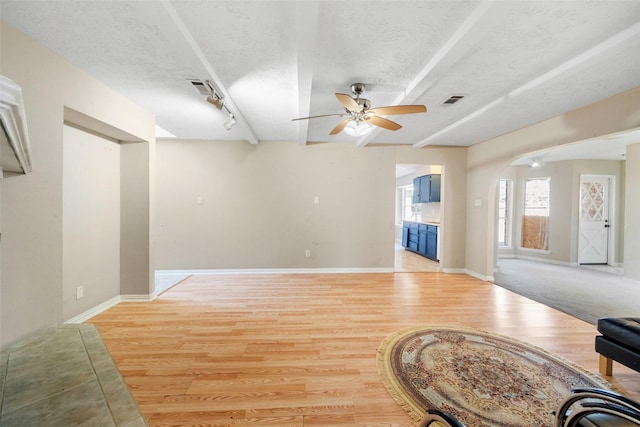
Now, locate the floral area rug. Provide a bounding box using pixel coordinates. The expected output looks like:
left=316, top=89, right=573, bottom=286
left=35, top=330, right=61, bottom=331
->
left=377, top=326, right=611, bottom=426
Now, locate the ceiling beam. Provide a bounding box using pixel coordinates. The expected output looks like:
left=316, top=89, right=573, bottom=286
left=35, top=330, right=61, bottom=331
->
left=412, top=19, right=640, bottom=149
left=159, top=0, right=259, bottom=145
left=356, top=0, right=496, bottom=148
left=294, top=1, right=320, bottom=145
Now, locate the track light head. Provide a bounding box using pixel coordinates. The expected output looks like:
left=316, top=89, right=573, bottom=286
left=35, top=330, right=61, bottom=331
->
left=207, top=94, right=224, bottom=110
left=224, top=114, right=236, bottom=130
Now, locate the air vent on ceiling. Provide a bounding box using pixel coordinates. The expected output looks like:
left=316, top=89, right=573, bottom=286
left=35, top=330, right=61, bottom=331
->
left=189, top=79, right=211, bottom=95
left=442, top=95, right=465, bottom=105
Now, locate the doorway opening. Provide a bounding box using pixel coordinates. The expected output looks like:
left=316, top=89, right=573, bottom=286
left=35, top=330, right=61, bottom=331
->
left=394, top=163, right=442, bottom=272
left=578, top=174, right=616, bottom=265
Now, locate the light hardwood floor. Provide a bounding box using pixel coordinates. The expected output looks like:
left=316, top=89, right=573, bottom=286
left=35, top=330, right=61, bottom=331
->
left=90, top=272, right=640, bottom=427
left=394, top=243, right=440, bottom=272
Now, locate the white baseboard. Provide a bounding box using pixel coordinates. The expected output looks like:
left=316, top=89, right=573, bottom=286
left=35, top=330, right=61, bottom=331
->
left=513, top=254, right=573, bottom=266
left=462, top=269, right=494, bottom=282
left=64, top=293, right=156, bottom=324
left=501, top=254, right=625, bottom=269
left=155, top=270, right=192, bottom=276
left=64, top=296, right=122, bottom=324
left=156, top=267, right=394, bottom=275
left=121, top=294, right=156, bottom=302
left=442, top=267, right=466, bottom=274
left=441, top=267, right=493, bottom=282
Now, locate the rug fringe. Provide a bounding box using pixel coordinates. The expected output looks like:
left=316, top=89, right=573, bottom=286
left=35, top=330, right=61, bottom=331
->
left=376, top=327, right=429, bottom=422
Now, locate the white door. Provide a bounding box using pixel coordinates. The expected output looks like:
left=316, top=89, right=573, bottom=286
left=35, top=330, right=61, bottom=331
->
left=578, top=175, right=610, bottom=264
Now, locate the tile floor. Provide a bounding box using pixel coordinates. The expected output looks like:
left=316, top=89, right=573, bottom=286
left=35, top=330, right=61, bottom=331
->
left=0, top=324, right=146, bottom=426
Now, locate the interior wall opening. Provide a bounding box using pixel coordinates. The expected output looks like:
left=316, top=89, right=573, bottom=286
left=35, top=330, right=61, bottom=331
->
left=394, top=163, right=442, bottom=273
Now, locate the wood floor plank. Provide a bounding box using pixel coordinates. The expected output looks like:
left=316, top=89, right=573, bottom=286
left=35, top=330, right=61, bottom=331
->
left=90, top=272, right=640, bottom=426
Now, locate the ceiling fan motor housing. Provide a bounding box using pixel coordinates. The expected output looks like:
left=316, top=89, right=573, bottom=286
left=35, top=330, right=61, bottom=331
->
left=350, top=82, right=366, bottom=97
left=345, top=97, right=371, bottom=114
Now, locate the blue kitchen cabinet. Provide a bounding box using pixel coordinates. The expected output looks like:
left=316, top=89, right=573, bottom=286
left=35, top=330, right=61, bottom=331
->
left=402, top=221, right=439, bottom=261
left=402, top=223, right=409, bottom=248
left=418, top=224, right=428, bottom=256
left=412, top=174, right=441, bottom=203
left=426, top=225, right=438, bottom=260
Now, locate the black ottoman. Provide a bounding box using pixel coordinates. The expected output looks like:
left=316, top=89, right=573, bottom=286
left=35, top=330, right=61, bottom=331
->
left=595, top=317, right=640, bottom=376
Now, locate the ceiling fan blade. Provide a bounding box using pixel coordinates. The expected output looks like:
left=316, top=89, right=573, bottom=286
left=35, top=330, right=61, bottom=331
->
left=292, top=113, right=347, bottom=121
left=367, top=105, right=427, bottom=115
left=335, top=93, right=361, bottom=112
left=329, top=119, right=351, bottom=135
left=367, top=116, right=402, bottom=131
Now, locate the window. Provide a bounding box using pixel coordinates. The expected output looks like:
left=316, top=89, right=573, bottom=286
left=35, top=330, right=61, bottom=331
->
left=497, top=179, right=512, bottom=246
left=400, top=185, right=415, bottom=221
left=522, top=177, right=550, bottom=250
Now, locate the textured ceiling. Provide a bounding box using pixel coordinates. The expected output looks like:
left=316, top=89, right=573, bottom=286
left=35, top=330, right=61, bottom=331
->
left=1, top=0, right=639, bottom=159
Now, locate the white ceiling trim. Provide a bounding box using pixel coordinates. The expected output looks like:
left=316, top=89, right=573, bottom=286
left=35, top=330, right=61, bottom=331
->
left=294, top=1, right=320, bottom=145
left=511, top=21, right=640, bottom=99
left=159, top=0, right=259, bottom=145
left=511, top=128, right=640, bottom=165
left=357, top=0, right=496, bottom=148
left=413, top=19, right=640, bottom=149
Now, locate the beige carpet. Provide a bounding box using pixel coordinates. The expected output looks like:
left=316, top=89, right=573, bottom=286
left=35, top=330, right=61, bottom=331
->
left=494, top=258, right=638, bottom=324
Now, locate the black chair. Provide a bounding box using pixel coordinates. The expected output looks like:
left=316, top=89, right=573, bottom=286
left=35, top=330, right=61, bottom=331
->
left=554, top=388, right=640, bottom=427
left=418, top=409, right=466, bottom=427
left=418, top=389, right=640, bottom=427
left=595, top=317, right=640, bottom=376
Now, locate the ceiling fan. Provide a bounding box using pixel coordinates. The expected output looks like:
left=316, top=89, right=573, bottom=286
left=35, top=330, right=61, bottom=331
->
left=292, top=83, right=427, bottom=136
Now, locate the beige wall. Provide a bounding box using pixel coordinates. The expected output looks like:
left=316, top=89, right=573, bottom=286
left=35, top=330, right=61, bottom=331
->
left=155, top=142, right=468, bottom=271
left=505, top=160, right=625, bottom=265
left=63, top=126, right=121, bottom=320
left=514, top=162, right=573, bottom=263
left=121, top=142, right=152, bottom=295
left=0, top=22, right=155, bottom=347
left=625, top=143, right=640, bottom=279
left=468, top=87, right=640, bottom=280
left=155, top=141, right=397, bottom=269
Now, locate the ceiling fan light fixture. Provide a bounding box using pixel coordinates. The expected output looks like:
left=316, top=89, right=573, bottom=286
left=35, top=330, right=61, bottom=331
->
left=344, top=120, right=372, bottom=137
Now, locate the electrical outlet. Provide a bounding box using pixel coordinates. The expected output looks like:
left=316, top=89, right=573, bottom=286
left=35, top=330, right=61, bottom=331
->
left=76, top=286, right=84, bottom=300
left=305, top=249, right=311, bottom=257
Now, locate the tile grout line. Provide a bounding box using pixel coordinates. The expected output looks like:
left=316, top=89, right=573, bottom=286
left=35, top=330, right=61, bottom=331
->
left=0, top=351, right=8, bottom=420
left=79, top=326, right=120, bottom=426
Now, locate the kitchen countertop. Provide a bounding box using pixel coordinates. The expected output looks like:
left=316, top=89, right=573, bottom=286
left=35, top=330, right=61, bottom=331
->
left=403, top=219, right=440, bottom=226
